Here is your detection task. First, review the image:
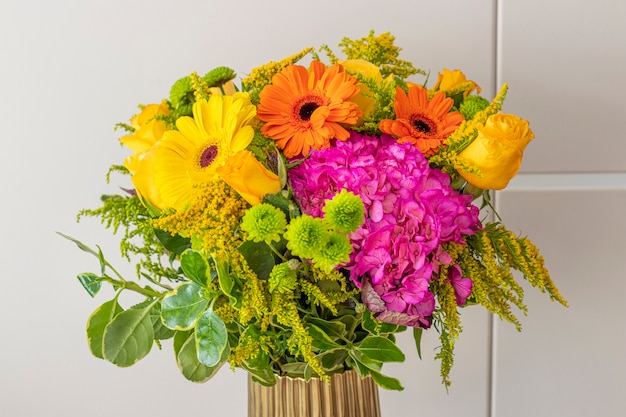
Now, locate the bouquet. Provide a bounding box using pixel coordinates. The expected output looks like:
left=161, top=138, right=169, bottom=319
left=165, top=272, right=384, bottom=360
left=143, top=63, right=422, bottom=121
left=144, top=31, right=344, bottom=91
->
left=63, top=31, right=567, bottom=390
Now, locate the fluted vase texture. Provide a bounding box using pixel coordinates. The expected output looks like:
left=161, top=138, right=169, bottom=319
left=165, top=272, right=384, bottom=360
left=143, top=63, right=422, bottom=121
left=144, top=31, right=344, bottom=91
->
left=247, top=370, right=381, bottom=417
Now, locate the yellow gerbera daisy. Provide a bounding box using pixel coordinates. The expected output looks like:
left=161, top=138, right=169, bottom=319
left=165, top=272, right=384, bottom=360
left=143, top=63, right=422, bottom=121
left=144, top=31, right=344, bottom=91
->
left=257, top=61, right=362, bottom=158
left=152, top=93, right=257, bottom=210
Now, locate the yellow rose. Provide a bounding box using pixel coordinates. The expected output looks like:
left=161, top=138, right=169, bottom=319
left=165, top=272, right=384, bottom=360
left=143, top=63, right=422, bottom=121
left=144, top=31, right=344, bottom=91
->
left=119, top=101, right=170, bottom=210
left=458, top=114, right=534, bottom=190
left=338, top=59, right=385, bottom=124
left=217, top=150, right=281, bottom=206
left=431, top=68, right=481, bottom=97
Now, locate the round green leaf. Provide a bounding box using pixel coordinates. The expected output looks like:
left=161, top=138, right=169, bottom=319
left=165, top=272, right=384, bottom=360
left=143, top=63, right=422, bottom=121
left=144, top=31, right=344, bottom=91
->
left=180, top=249, right=209, bottom=287
left=195, top=308, right=228, bottom=367
left=86, top=298, right=123, bottom=359
left=161, top=282, right=209, bottom=330
left=177, top=332, right=226, bottom=383
left=103, top=301, right=156, bottom=367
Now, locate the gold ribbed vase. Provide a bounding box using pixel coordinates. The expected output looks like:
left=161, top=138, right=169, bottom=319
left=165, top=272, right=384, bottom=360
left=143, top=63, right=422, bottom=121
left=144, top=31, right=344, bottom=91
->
left=247, top=371, right=381, bottom=417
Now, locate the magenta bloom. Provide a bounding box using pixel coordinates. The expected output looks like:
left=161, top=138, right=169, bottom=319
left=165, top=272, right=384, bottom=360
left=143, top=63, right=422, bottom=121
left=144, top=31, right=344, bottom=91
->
left=289, top=132, right=480, bottom=328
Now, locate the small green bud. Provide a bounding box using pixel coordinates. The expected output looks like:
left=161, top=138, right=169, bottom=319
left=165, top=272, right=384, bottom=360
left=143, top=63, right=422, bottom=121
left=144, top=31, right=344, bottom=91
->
left=240, top=203, right=287, bottom=244
left=322, top=189, right=364, bottom=234
left=459, top=95, right=491, bottom=120
left=284, top=215, right=327, bottom=259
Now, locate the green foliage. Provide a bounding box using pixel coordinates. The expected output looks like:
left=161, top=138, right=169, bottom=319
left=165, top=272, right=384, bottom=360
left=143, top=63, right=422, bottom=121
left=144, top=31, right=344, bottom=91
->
left=77, top=193, right=179, bottom=283
left=337, top=30, right=424, bottom=79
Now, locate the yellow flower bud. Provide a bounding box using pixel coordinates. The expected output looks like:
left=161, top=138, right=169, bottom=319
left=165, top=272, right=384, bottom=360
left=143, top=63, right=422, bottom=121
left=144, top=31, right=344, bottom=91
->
left=458, top=114, right=534, bottom=190
left=217, top=150, right=281, bottom=205
left=431, top=68, right=481, bottom=97
left=338, top=59, right=385, bottom=125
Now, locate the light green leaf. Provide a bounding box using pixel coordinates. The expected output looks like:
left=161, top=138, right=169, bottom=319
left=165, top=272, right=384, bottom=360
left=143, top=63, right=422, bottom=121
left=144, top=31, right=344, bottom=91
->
left=369, top=369, right=404, bottom=391
left=355, top=336, right=405, bottom=363
left=149, top=304, right=175, bottom=340
left=177, top=332, right=226, bottom=383
left=305, top=317, right=347, bottom=341
left=180, top=249, right=210, bottom=287
left=161, top=282, right=209, bottom=330
left=103, top=300, right=157, bottom=367
left=195, top=308, right=228, bottom=367
left=213, top=257, right=234, bottom=297
left=86, top=297, right=123, bottom=359
left=77, top=272, right=102, bottom=298
left=173, top=330, right=192, bottom=358
left=57, top=232, right=99, bottom=257
left=307, top=324, right=340, bottom=351
left=413, top=327, right=423, bottom=360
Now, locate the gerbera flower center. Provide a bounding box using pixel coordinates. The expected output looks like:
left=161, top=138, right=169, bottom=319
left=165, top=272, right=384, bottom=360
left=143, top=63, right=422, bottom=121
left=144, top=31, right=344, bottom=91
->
left=299, top=102, right=319, bottom=120
left=294, top=95, right=325, bottom=122
left=411, top=114, right=437, bottom=135
left=199, top=145, right=219, bottom=168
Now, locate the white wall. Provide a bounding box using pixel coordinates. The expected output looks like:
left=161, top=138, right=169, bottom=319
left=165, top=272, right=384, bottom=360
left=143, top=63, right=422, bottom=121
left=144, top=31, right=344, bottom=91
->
left=0, top=1, right=623, bottom=416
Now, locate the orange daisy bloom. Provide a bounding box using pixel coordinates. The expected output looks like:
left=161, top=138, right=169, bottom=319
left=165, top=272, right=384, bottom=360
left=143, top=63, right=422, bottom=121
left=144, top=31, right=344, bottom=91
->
left=257, top=61, right=362, bottom=158
left=379, top=85, right=463, bottom=156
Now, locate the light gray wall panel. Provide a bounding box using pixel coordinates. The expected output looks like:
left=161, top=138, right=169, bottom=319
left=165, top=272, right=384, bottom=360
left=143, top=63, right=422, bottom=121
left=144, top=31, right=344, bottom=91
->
left=494, top=189, right=626, bottom=417
left=499, top=0, right=626, bottom=173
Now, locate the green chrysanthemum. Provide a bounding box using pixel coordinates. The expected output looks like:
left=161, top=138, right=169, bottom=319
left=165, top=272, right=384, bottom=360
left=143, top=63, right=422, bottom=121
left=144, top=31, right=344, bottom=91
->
left=284, top=215, right=327, bottom=259
left=268, top=260, right=300, bottom=293
left=322, top=189, right=365, bottom=234
left=312, top=233, right=352, bottom=273
left=459, top=95, right=491, bottom=120
left=240, top=203, right=287, bottom=244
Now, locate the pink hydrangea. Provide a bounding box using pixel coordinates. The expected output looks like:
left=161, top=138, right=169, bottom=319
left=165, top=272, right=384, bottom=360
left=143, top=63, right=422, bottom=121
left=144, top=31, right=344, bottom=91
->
left=289, top=132, right=480, bottom=328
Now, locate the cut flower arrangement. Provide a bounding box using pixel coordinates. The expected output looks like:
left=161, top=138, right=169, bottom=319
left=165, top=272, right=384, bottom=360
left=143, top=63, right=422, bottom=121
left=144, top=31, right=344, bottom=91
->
left=63, top=31, right=567, bottom=390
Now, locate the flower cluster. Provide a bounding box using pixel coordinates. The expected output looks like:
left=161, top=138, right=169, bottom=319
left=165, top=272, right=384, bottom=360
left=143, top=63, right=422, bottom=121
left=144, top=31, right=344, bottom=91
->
left=290, top=132, right=480, bottom=328
left=67, top=31, right=567, bottom=391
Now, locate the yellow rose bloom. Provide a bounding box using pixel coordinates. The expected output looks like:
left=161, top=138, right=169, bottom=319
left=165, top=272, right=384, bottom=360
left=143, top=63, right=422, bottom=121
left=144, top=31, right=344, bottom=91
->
left=339, top=59, right=386, bottom=124
left=458, top=114, right=534, bottom=190
left=217, top=150, right=281, bottom=206
left=119, top=101, right=170, bottom=209
left=431, top=68, right=481, bottom=97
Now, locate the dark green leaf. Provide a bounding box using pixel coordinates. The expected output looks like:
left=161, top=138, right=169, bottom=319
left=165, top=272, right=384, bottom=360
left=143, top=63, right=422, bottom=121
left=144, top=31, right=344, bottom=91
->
left=177, top=332, right=226, bottom=383
left=369, top=369, right=404, bottom=391
left=356, top=336, right=405, bottom=363
left=161, top=282, right=209, bottom=330
left=86, top=297, right=123, bottom=359
left=77, top=272, right=102, bottom=297
left=103, top=300, right=157, bottom=367
left=195, top=308, right=228, bottom=367
left=154, top=229, right=190, bottom=255
left=413, top=327, right=423, bottom=360
left=318, top=348, right=349, bottom=372
left=238, top=241, right=275, bottom=280
left=180, top=249, right=210, bottom=287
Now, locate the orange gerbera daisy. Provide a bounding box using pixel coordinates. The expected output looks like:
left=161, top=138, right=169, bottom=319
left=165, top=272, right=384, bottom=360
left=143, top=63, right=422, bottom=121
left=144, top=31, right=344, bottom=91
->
left=379, top=85, right=463, bottom=156
left=257, top=61, right=362, bottom=158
